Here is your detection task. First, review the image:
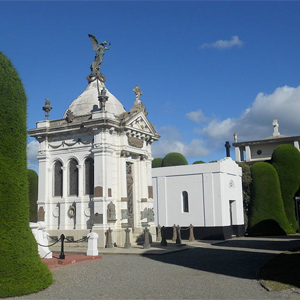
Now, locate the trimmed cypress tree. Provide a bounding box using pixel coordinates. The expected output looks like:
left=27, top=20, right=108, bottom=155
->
left=271, top=144, right=300, bottom=232
left=237, top=162, right=252, bottom=229
left=162, top=152, right=188, bottom=167
left=28, top=169, right=38, bottom=222
left=192, top=160, right=205, bottom=164
left=152, top=158, right=163, bottom=168
left=0, top=52, right=53, bottom=297
left=248, top=162, right=294, bottom=236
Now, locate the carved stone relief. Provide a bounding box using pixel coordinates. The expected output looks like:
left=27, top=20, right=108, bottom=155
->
left=107, top=201, right=116, bottom=222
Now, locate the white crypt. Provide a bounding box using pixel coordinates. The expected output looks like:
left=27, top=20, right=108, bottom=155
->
left=29, top=34, right=160, bottom=247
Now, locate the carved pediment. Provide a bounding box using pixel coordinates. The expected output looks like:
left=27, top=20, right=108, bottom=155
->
left=127, top=114, right=153, bottom=134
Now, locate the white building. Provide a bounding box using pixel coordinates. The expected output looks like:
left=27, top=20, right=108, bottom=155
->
left=233, top=119, right=300, bottom=163
left=29, top=59, right=159, bottom=247
left=152, top=158, right=244, bottom=240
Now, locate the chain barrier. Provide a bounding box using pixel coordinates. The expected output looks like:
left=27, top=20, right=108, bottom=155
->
left=37, top=237, right=61, bottom=248
left=65, top=236, right=89, bottom=243
left=180, top=227, right=191, bottom=231
left=37, top=234, right=90, bottom=260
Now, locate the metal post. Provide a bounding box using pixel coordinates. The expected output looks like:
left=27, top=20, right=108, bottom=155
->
left=59, top=234, right=65, bottom=259
left=161, top=226, right=168, bottom=246
left=189, top=224, right=195, bottom=242
left=176, top=225, right=182, bottom=245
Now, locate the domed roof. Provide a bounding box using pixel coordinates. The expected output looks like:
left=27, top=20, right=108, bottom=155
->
left=63, top=79, right=126, bottom=118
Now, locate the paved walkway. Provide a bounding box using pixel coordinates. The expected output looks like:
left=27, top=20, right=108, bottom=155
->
left=10, top=236, right=300, bottom=299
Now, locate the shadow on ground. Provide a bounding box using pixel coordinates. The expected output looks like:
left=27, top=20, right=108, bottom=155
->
left=258, top=250, right=300, bottom=289
left=144, top=236, right=300, bottom=281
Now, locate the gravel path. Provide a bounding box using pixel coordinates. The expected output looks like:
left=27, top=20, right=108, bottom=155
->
left=11, top=237, right=300, bottom=300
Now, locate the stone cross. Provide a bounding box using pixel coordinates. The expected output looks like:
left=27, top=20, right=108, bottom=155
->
left=133, top=85, right=142, bottom=101
left=273, top=119, right=280, bottom=136
left=225, top=141, right=231, bottom=157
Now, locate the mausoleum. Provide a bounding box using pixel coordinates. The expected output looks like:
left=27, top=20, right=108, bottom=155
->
left=29, top=34, right=159, bottom=247
left=233, top=120, right=300, bottom=163
left=152, top=158, right=244, bottom=240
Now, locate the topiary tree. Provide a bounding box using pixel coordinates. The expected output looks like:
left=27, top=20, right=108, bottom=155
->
left=152, top=158, right=163, bottom=168
left=237, top=162, right=252, bottom=229
left=0, top=52, right=53, bottom=297
left=28, top=169, right=38, bottom=222
left=192, top=160, right=205, bottom=164
left=248, top=162, right=294, bottom=236
left=162, top=152, right=188, bottom=167
left=271, top=144, right=300, bottom=232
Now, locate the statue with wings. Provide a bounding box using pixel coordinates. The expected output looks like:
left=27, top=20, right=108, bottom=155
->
left=88, top=33, right=111, bottom=74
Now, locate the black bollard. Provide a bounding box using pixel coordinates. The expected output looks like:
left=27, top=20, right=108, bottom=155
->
left=176, top=225, right=182, bottom=245
left=59, top=234, right=65, bottom=259
left=160, top=226, right=168, bottom=246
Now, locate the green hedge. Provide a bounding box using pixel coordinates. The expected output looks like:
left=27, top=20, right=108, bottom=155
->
left=192, top=160, right=205, bottom=164
left=162, top=152, right=188, bottom=167
left=152, top=158, right=163, bottom=168
left=248, top=162, right=294, bottom=236
left=237, top=162, right=252, bottom=229
left=28, top=169, right=38, bottom=222
left=271, top=144, right=300, bottom=232
left=0, top=52, right=53, bottom=297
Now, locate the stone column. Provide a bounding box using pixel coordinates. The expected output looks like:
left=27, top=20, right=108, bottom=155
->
left=234, top=147, right=241, bottom=162
left=77, top=164, right=83, bottom=197
left=245, top=146, right=251, bottom=162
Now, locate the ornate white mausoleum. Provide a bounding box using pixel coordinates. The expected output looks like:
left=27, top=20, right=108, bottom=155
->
left=29, top=35, right=159, bottom=247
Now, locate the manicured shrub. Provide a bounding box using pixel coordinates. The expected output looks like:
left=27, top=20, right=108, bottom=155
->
left=28, top=169, right=38, bottom=222
left=237, top=162, right=252, bottom=229
left=152, top=158, right=163, bottom=168
left=248, top=162, right=294, bottom=236
left=162, top=152, right=188, bottom=167
left=0, top=52, right=53, bottom=297
left=192, top=160, right=205, bottom=164
left=271, top=144, right=300, bottom=232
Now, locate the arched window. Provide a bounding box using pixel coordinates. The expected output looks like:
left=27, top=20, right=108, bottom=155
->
left=54, top=161, right=63, bottom=197
left=69, top=159, right=78, bottom=196
left=85, top=158, right=94, bottom=195
left=182, top=191, right=189, bottom=213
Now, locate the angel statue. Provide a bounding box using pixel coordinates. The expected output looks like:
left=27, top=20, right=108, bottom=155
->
left=88, top=33, right=111, bottom=74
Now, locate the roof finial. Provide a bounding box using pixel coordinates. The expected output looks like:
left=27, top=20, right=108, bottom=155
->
left=233, top=132, right=238, bottom=143
left=42, top=98, right=52, bottom=120
left=133, top=85, right=142, bottom=102
left=273, top=119, right=280, bottom=136
left=87, top=33, right=111, bottom=83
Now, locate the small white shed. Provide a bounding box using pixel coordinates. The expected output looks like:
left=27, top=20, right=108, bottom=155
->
left=152, top=157, right=244, bottom=240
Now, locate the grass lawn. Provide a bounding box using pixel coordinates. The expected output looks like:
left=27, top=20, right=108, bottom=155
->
left=258, top=247, right=300, bottom=291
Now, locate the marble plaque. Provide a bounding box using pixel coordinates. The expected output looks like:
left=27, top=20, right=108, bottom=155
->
left=92, top=213, right=103, bottom=224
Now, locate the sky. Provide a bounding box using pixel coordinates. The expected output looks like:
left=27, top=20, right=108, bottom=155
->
left=1, top=1, right=300, bottom=171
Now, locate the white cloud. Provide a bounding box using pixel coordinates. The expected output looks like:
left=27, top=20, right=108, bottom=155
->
left=186, top=109, right=209, bottom=124
left=152, top=125, right=210, bottom=159
left=27, top=140, right=39, bottom=171
left=201, top=35, right=244, bottom=49
left=198, top=84, right=300, bottom=143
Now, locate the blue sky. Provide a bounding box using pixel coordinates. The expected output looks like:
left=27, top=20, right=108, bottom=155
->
left=2, top=1, right=300, bottom=170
